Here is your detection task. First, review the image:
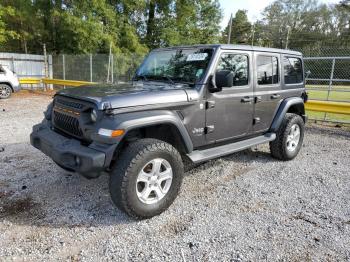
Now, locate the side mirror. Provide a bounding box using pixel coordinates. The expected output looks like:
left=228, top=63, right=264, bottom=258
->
left=215, top=70, right=234, bottom=89
left=305, top=70, right=311, bottom=79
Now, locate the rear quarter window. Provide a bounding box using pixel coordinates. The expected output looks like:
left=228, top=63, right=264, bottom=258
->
left=283, top=57, right=303, bottom=84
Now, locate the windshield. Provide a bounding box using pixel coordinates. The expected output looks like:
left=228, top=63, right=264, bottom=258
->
left=135, top=48, right=214, bottom=85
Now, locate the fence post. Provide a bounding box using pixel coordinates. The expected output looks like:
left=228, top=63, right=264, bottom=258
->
left=43, top=44, right=49, bottom=91
left=62, top=54, right=66, bottom=89
left=48, top=55, right=53, bottom=90
left=90, top=54, right=93, bottom=82
left=11, top=56, right=15, bottom=73
left=324, top=58, right=336, bottom=120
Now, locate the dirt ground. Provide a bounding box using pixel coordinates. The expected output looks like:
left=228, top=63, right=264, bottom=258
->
left=0, top=92, right=350, bottom=261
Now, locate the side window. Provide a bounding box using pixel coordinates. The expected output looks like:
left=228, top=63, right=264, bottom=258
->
left=217, top=53, right=249, bottom=87
left=284, top=57, right=303, bottom=84
left=257, top=55, right=279, bottom=85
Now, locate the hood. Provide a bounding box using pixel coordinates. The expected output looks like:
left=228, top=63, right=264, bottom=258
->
left=56, top=83, right=191, bottom=110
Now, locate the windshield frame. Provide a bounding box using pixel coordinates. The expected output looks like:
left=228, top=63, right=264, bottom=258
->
left=134, top=47, right=217, bottom=88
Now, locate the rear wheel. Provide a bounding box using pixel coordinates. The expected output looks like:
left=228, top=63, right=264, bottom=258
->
left=109, top=138, right=184, bottom=219
left=0, top=84, right=12, bottom=99
left=270, top=113, right=305, bottom=161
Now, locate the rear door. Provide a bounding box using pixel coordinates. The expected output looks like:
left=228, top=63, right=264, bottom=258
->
left=253, top=52, right=282, bottom=133
left=205, top=50, right=254, bottom=143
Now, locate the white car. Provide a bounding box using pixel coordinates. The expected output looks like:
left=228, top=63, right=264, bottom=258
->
left=0, top=65, right=21, bottom=99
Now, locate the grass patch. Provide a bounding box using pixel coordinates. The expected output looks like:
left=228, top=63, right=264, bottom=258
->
left=307, top=90, right=350, bottom=101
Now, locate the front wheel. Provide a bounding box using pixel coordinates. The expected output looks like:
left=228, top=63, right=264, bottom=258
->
left=270, top=113, right=305, bottom=161
left=0, top=84, right=12, bottom=99
left=109, top=138, right=184, bottom=219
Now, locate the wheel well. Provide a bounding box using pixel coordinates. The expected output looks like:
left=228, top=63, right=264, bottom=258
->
left=0, top=82, right=13, bottom=92
left=287, top=103, right=305, bottom=119
left=120, top=124, right=188, bottom=154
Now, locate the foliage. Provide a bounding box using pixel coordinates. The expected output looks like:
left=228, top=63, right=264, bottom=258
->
left=1, top=0, right=349, bottom=55
left=0, top=0, right=222, bottom=54
left=222, top=0, right=350, bottom=52
left=222, top=10, right=251, bottom=44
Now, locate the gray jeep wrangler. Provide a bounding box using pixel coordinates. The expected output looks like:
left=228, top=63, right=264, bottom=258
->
left=30, top=45, right=307, bottom=219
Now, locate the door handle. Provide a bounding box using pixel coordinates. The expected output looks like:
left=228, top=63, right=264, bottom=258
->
left=271, top=94, right=281, bottom=100
left=255, top=96, right=262, bottom=103
left=241, top=97, right=253, bottom=103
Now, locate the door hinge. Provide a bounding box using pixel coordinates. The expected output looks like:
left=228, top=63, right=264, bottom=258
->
left=253, top=117, right=261, bottom=125
left=205, top=125, right=215, bottom=134
left=206, top=100, right=215, bottom=109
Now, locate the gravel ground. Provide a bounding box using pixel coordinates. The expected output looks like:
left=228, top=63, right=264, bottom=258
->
left=0, top=93, right=350, bottom=261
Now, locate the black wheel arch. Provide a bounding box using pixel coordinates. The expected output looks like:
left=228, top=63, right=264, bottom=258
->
left=104, top=113, right=194, bottom=170
left=269, top=97, right=306, bottom=132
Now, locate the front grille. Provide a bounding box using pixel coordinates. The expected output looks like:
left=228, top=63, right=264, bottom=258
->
left=53, top=110, right=83, bottom=138
left=55, top=98, right=84, bottom=110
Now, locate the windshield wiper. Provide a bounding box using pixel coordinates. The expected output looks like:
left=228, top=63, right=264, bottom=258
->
left=134, top=74, right=149, bottom=81
left=160, top=75, right=175, bottom=86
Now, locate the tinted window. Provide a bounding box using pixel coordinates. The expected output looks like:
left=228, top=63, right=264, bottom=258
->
left=284, top=57, right=303, bottom=84
left=217, top=54, right=249, bottom=86
left=257, top=56, right=279, bottom=85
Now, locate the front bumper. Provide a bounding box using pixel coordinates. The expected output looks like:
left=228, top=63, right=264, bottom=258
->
left=12, top=79, right=21, bottom=92
left=30, top=122, right=110, bottom=178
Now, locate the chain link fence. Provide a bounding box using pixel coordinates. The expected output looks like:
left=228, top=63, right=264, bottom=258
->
left=303, top=56, right=350, bottom=123
left=52, top=53, right=144, bottom=84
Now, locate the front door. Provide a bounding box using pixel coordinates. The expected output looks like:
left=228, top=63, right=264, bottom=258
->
left=205, top=51, right=254, bottom=144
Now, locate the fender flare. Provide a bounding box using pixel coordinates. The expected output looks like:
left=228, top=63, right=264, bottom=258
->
left=269, top=97, right=305, bottom=132
left=109, top=110, right=194, bottom=153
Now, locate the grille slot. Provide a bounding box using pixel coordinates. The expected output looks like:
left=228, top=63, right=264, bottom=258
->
left=53, top=110, right=83, bottom=138
left=55, top=98, right=84, bottom=110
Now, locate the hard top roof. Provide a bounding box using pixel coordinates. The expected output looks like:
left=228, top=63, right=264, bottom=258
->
left=154, top=44, right=302, bottom=56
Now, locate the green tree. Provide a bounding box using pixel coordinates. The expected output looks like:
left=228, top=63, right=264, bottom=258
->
left=257, top=0, right=350, bottom=50
left=145, top=0, right=222, bottom=48
left=222, top=10, right=252, bottom=44
left=0, top=0, right=223, bottom=54
left=0, top=4, right=18, bottom=45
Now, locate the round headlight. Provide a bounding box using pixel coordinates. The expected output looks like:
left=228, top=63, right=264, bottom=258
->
left=91, top=109, right=98, bottom=122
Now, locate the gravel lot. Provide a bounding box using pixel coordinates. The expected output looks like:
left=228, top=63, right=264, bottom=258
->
left=1, top=92, right=350, bottom=261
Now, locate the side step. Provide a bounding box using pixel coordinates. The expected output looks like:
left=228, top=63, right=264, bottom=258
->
left=187, top=133, right=276, bottom=164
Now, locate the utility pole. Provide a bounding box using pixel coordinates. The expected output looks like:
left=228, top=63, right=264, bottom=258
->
left=227, top=13, right=233, bottom=44
left=251, top=23, right=255, bottom=46
left=285, top=26, right=291, bottom=49
left=107, top=43, right=112, bottom=83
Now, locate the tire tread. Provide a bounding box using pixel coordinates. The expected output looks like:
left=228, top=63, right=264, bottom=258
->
left=110, top=138, right=183, bottom=219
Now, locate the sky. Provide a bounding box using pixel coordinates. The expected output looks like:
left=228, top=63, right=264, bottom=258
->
left=219, top=0, right=341, bottom=28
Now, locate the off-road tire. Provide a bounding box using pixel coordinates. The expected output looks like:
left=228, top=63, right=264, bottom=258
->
left=0, top=84, right=12, bottom=99
left=109, top=138, right=184, bottom=219
left=270, top=113, right=304, bottom=161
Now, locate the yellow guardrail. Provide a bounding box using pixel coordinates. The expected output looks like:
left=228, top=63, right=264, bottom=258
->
left=20, top=77, right=96, bottom=87
left=306, top=100, right=350, bottom=115
left=19, top=77, right=41, bottom=85
left=42, top=78, right=96, bottom=87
